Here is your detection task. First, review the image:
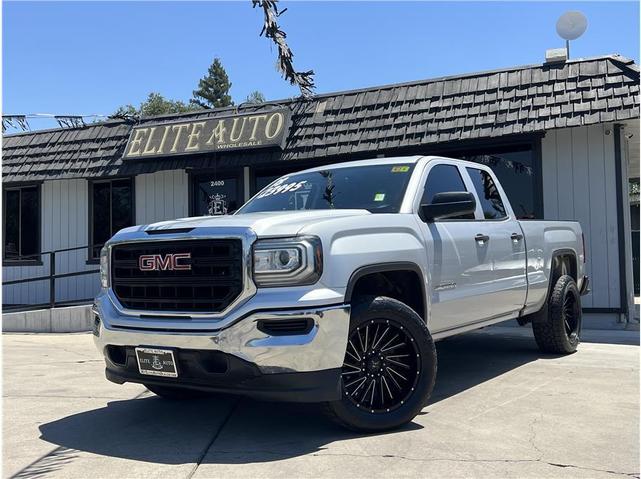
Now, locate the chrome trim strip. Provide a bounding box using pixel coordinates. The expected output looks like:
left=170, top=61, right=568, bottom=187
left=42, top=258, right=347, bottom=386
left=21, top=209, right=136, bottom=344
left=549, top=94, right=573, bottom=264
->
left=105, top=227, right=257, bottom=319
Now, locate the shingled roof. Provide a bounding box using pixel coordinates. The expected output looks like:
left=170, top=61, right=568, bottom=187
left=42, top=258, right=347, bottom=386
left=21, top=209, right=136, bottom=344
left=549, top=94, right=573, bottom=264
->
left=3, top=120, right=132, bottom=182
left=3, top=54, right=639, bottom=183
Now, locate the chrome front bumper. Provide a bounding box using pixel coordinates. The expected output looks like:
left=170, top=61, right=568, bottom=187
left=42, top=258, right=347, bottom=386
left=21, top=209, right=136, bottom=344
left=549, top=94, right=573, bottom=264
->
left=93, top=298, right=350, bottom=374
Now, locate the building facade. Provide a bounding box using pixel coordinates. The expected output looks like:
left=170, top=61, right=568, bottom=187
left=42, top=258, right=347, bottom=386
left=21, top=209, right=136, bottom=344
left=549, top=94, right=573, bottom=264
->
left=3, top=54, right=639, bottom=324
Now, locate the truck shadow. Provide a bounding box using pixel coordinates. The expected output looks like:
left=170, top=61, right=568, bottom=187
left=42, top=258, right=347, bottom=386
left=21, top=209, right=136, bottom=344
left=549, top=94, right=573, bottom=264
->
left=38, top=330, right=555, bottom=465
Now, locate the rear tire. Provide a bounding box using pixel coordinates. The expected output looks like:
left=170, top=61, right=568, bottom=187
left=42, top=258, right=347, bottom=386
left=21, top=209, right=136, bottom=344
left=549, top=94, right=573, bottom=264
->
left=145, top=384, right=210, bottom=400
left=532, top=275, right=582, bottom=354
left=324, top=296, right=437, bottom=432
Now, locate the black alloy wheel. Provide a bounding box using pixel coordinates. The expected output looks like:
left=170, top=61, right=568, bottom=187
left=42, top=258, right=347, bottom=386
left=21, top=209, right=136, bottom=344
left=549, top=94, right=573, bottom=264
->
left=561, top=288, right=581, bottom=340
left=342, top=318, right=420, bottom=413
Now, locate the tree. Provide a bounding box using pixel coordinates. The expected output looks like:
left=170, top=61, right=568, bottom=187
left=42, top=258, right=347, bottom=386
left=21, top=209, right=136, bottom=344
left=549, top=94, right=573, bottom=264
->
left=111, top=104, right=138, bottom=119
left=244, top=90, right=266, bottom=104
left=191, top=58, right=234, bottom=109
left=139, top=92, right=200, bottom=116
left=111, top=92, right=201, bottom=119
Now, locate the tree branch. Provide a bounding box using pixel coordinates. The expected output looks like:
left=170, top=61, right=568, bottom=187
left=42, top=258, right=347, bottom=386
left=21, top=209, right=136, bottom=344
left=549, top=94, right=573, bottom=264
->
left=252, top=0, right=315, bottom=98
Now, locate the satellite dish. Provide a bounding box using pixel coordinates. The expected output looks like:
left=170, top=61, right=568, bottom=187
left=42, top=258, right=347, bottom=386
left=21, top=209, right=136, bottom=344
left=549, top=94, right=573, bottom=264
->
left=556, top=11, right=588, bottom=41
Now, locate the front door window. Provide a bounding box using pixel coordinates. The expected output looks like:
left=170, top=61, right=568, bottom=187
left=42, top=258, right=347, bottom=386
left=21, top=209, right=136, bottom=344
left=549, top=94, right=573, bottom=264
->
left=193, top=176, right=240, bottom=216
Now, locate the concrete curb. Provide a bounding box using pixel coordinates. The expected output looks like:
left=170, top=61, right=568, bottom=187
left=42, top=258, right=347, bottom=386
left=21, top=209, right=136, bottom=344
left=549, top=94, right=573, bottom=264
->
left=2, top=305, right=93, bottom=333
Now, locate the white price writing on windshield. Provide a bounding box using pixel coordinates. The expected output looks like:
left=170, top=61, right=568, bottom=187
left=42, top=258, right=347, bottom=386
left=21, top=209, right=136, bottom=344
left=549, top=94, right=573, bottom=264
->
left=257, top=178, right=307, bottom=198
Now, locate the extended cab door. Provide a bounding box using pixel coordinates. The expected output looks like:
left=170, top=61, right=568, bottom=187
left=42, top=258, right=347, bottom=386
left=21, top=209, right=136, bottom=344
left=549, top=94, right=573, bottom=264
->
left=415, top=160, right=497, bottom=333
left=462, top=166, right=527, bottom=316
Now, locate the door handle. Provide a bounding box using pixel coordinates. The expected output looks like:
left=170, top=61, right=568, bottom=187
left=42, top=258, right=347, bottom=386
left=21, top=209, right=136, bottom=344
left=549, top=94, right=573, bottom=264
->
left=511, top=233, right=524, bottom=241
left=475, top=234, right=490, bottom=243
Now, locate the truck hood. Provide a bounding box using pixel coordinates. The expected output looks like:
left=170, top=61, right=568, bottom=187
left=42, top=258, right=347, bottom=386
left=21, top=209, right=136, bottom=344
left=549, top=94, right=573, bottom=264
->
left=136, top=210, right=372, bottom=237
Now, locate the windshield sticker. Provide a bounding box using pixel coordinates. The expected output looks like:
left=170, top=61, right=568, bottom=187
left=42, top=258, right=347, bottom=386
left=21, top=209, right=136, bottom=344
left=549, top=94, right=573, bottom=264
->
left=391, top=166, right=410, bottom=173
left=374, top=193, right=386, bottom=202
left=257, top=179, right=308, bottom=198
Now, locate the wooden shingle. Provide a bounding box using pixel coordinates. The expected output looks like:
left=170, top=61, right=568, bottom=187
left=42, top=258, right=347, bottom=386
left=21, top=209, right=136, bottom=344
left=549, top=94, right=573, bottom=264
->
left=3, top=55, right=639, bottom=183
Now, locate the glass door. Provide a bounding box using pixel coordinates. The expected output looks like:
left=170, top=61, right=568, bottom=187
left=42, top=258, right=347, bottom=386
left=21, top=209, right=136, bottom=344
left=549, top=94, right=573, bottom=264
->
left=192, top=174, right=240, bottom=216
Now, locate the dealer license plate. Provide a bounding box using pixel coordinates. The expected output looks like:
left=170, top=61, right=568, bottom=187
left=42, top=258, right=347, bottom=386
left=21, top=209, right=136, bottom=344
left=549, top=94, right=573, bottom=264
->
left=135, top=347, right=178, bottom=378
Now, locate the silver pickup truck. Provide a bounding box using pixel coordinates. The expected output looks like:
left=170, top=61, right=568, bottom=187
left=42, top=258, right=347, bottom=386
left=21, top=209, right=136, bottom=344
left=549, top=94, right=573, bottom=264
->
left=93, top=156, right=589, bottom=431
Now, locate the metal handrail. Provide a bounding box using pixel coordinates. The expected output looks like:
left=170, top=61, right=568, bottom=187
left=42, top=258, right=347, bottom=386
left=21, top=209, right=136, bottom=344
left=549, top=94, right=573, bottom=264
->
left=2, top=243, right=103, bottom=310
left=4, top=243, right=104, bottom=260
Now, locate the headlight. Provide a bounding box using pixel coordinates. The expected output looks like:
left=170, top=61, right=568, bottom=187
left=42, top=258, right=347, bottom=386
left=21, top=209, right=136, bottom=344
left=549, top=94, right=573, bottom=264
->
left=253, top=237, right=322, bottom=287
left=99, top=246, right=109, bottom=289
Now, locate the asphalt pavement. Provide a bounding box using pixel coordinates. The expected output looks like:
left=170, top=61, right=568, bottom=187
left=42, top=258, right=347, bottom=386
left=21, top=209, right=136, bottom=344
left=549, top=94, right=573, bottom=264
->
left=3, top=326, right=639, bottom=478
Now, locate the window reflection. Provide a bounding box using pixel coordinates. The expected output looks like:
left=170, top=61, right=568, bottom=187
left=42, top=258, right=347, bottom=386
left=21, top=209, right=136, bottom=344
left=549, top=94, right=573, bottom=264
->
left=457, top=148, right=535, bottom=219
left=467, top=168, right=507, bottom=219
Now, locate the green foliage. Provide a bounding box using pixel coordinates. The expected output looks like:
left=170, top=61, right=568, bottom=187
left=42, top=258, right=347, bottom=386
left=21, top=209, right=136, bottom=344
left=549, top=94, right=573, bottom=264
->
left=244, top=90, right=266, bottom=105
left=112, top=92, right=201, bottom=119
left=111, top=104, right=138, bottom=118
left=630, top=178, right=640, bottom=202
left=191, top=58, right=234, bottom=109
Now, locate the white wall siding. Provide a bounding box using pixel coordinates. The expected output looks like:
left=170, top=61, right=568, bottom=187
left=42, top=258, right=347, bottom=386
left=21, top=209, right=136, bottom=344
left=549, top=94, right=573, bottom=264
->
left=3, top=179, right=100, bottom=306
left=135, top=170, right=189, bottom=225
left=542, top=124, right=620, bottom=309
left=4, top=171, right=189, bottom=308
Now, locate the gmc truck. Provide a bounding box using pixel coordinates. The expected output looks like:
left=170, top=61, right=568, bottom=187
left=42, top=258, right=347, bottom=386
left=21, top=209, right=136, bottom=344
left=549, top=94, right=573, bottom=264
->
left=93, top=156, right=589, bottom=432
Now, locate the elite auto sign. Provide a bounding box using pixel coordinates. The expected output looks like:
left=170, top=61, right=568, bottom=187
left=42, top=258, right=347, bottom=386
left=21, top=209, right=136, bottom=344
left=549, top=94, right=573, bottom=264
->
left=124, top=108, right=291, bottom=159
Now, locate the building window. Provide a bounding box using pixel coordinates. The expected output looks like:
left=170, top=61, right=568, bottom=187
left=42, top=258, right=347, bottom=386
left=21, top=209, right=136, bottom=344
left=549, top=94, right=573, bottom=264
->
left=90, top=179, right=133, bottom=259
left=466, top=168, right=508, bottom=220
left=3, top=185, right=40, bottom=263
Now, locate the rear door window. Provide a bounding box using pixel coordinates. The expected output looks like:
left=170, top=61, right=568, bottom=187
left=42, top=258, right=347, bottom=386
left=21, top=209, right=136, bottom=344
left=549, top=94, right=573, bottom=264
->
left=466, top=168, right=508, bottom=220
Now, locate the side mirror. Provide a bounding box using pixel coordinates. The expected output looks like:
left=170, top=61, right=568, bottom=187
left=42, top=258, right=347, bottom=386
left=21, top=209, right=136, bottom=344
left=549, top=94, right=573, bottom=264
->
left=420, top=191, right=476, bottom=222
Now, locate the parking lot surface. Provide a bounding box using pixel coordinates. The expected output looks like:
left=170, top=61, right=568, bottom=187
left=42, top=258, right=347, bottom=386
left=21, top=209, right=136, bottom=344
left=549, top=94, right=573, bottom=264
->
left=3, top=326, right=639, bottom=479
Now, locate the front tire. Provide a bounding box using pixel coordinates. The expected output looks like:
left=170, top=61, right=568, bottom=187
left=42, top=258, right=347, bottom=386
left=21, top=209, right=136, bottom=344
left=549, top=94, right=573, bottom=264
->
left=324, top=296, right=437, bottom=432
left=532, top=275, right=582, bottom=354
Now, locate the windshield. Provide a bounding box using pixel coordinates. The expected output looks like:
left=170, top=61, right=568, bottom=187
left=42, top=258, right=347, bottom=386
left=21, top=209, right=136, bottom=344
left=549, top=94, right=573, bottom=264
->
left=237, top=163, right=416, bottom=214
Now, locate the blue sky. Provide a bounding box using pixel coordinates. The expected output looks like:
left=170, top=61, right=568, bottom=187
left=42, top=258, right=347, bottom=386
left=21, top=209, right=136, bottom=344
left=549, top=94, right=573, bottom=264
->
left=3, top=1, right=639, bottom=132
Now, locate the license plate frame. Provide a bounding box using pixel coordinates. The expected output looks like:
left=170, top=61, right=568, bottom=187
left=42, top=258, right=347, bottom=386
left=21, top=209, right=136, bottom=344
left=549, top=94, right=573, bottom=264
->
left=135, top=347, right=178, bottom=378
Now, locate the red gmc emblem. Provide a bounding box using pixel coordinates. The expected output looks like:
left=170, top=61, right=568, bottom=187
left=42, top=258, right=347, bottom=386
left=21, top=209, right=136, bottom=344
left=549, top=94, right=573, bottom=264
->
left=139, top=253, right=192, bottom=271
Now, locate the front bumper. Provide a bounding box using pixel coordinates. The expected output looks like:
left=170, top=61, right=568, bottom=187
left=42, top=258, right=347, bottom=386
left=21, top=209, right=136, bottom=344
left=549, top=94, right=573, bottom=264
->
left=104, top=350, right=342, bottom=402
left=93, top=298, right=350, bottom=402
